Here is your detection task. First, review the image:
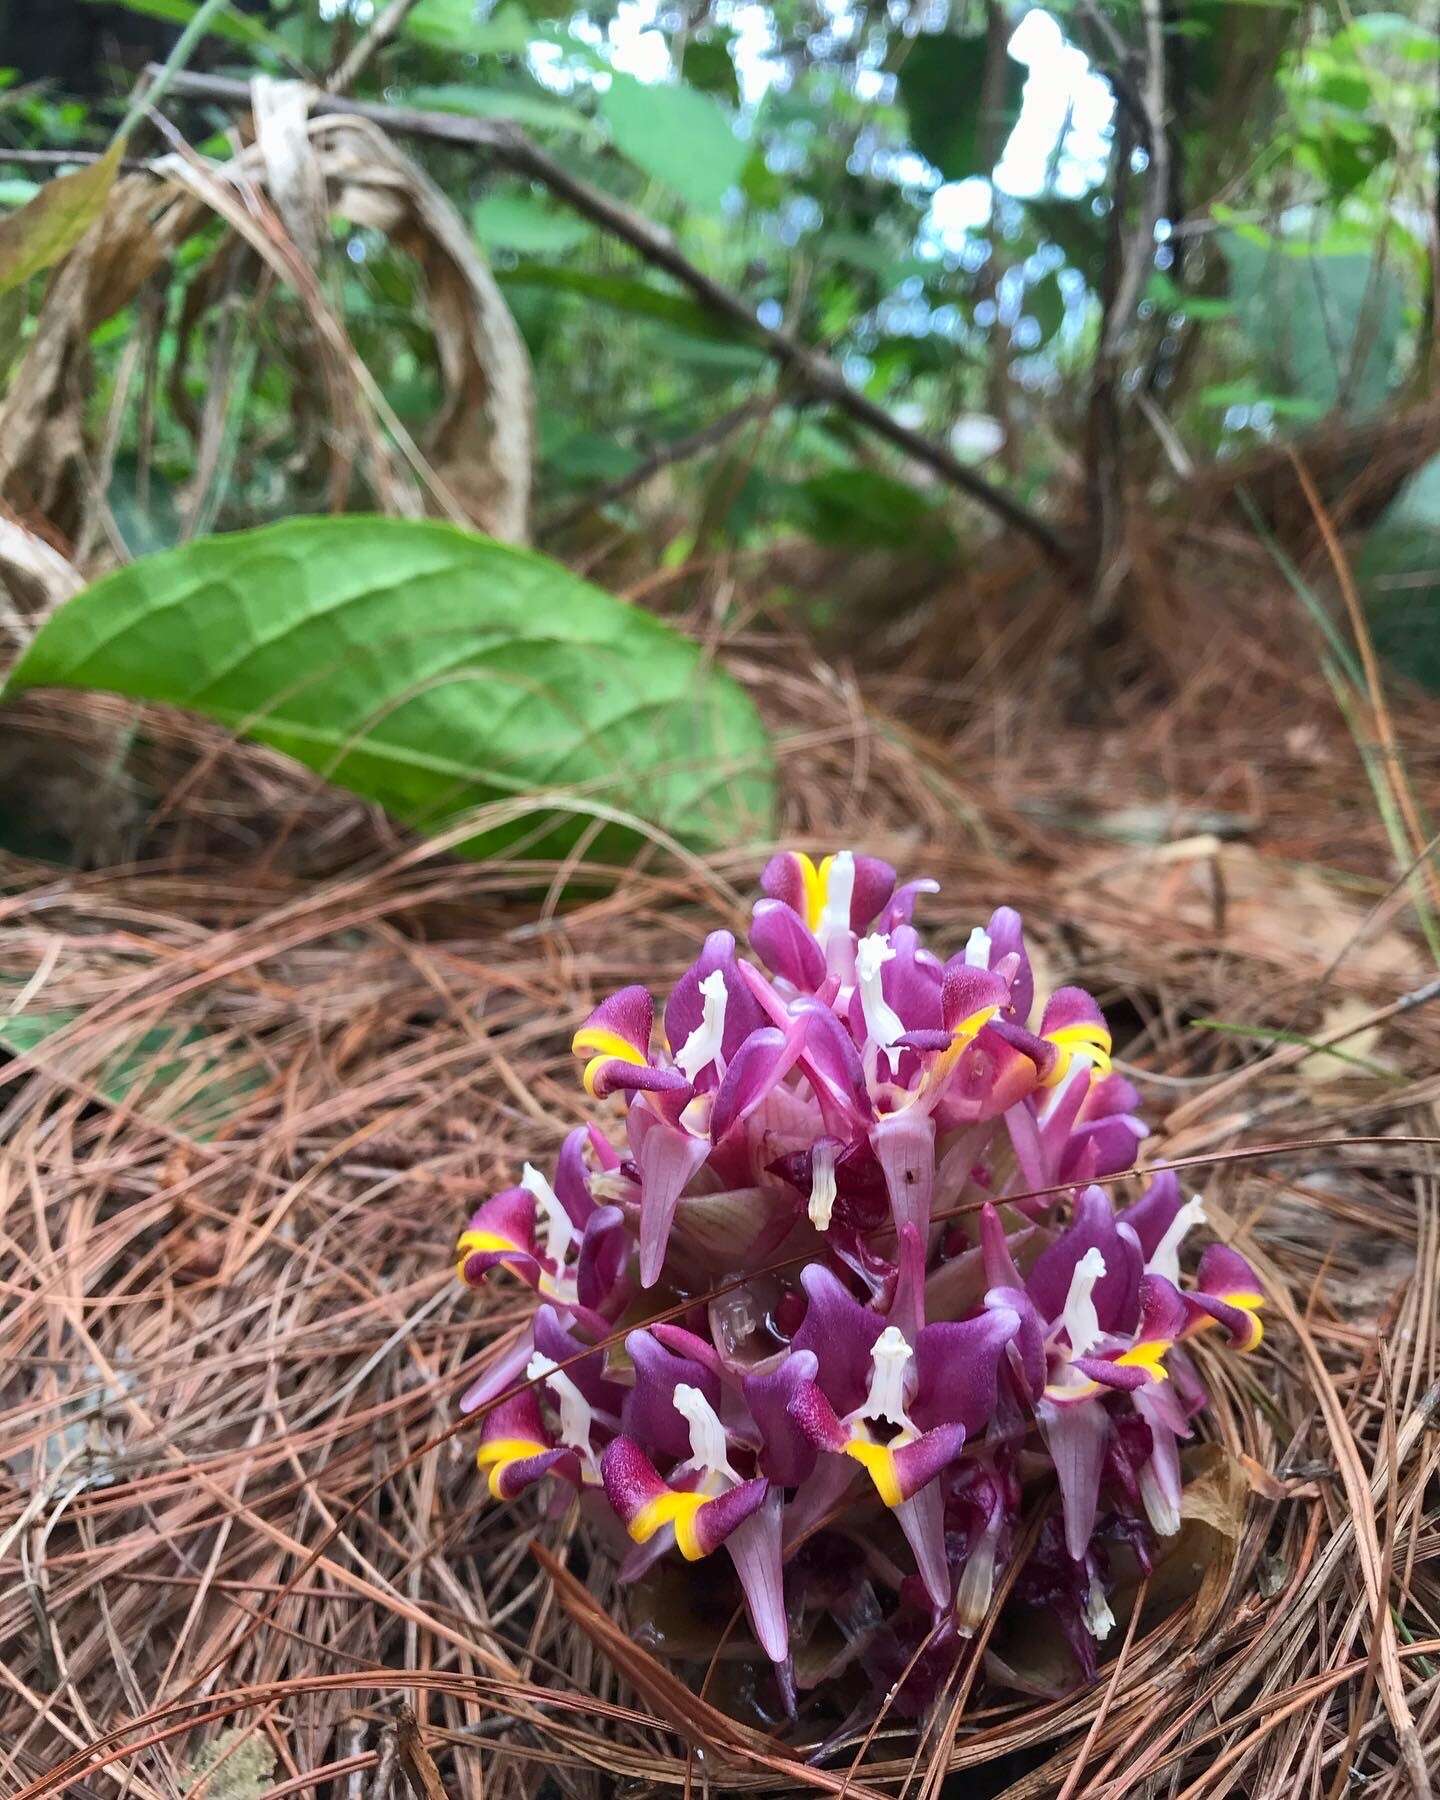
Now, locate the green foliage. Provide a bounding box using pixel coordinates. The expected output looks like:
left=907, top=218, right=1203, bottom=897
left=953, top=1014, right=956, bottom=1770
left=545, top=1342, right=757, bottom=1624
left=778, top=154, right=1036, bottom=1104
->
left=897, top=32, right=1025, bottom=183
left=402, top=0, right=534, bottom=53
left=599, top=73, right=748, bottom=212
left=790, top=468, right=952, bottom=554
left=1360, top=455, right=1440, bottom=693
left=407, top=84, right=596, bottom=135
left=4, top=519, right=776, bottom=860
left=473, top=190, right=594, bottom=253
left=1222, top=228, right=1406, bottom=418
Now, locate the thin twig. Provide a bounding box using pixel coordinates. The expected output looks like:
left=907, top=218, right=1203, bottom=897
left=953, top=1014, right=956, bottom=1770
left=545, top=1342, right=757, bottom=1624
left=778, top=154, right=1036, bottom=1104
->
left=540, top=395, right=775, bottom=538
left=326, top=0, right=427, bottom=96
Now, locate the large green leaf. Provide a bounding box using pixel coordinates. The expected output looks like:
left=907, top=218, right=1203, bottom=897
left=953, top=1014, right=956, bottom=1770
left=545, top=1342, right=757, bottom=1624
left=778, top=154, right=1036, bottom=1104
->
left=897, top=32, right=1025, bottom=182
left=3, top=519, right=775, bottom=861
left=600, top=73, right=747, bottom=212
left=1359, top=453, right=1440, bottom=692
left=1223, top=229, right=1405, bottom=417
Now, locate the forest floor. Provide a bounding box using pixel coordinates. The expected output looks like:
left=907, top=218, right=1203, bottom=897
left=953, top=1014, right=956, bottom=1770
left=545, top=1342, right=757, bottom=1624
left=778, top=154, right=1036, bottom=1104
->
left=0, top=577, right=1437, bottom=1799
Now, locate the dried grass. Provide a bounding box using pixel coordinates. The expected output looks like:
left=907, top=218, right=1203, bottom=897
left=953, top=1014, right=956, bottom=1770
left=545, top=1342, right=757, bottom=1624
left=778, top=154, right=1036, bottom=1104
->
left=1, top=581, right=1438, bottom=1800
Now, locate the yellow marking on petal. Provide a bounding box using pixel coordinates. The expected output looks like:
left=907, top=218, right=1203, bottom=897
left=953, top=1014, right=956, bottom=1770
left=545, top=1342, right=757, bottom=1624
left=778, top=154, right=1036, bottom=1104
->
left=628, top=1489, right=710, bottom=1560
left=845, top=1435, right=904, bottom=1508
left=455, top=1228, right=523, bottom=1282
left=573, top=1025, right=648, bottom=1062
left=1044, top=1376, right=1102, bottom=1404
left=1041, top=1022, right=1113, bottom=1086
left=475, top=1436, right=550, bottom=1500
left=1185, top=1292, right=1265, bottom=1351
left=903, top=1003, right=999, bottom=1108
left=798, top=853, right=826, bottom=931
left=1115, top=1338, right=1171, bottom=1380
left=572, top=1025, right=649, bottom=1098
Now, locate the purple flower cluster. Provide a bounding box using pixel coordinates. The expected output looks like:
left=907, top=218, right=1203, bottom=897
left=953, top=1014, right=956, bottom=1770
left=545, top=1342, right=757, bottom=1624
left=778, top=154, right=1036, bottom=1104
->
left=455, top=853, right=1264, bottom=1711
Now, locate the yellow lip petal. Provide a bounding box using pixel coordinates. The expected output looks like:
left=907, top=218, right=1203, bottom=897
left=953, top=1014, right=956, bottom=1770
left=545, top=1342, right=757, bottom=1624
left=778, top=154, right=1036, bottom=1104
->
left=844, top=1435, right=904, bottom=1508
left=628, top=1489, right=710, bottom=1560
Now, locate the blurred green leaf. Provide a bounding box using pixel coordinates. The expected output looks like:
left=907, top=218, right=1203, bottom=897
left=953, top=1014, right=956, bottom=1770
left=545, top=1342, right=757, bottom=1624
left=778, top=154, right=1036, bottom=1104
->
left=1025, top=269, right=1065, bottom=343
left=600, top=73, right=747, bottom=212
left=473, top=191, right=593, bottom=252
left=1359, top=454, right=1440, bottom=692
left=682, top=37, right=740, bottom=106
left=80, top=0, right=284, bottom=50
left=403, top=0, right=533, bottom=51
left=499, top=262, right=753, bottom=341
left=4, top=518, right=775, bottom=861
left=897, top=32, right=1024, bottom=182
left=407, top=83, right=593, bottom=134
left=1223, top=229, right=1405, bottom=417
left=791, top=468, right=952, bottom=553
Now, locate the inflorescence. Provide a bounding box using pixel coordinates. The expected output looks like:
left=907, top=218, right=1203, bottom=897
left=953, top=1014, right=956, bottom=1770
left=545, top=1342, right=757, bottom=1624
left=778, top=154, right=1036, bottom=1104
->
left=454, top=852, right=1265, bottom=1714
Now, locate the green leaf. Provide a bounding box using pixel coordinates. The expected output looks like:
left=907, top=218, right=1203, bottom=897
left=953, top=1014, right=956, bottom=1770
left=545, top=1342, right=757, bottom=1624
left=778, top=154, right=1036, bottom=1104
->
left=0, top=1009, right=258, bottom=1135
left=472, top=190, right=593, bottom=253
left=1024, top=269, right=1065, bottom=343
left=0, top=178, right=39, bottom=206
left=897, top=32, right=1025, bottom=182
left=682, top=37, right=740, bottom=106
left=1222, top=229, right=1405, bottom=417
left=3, top=518, right=774, bottom=861
left=499, top=262, right=752, bottom=341
left=0, top=140, right=123, bottom=297
left=791, top=468, right=952, bottom=554
left=403, top=0, right=533, bottom=52
left=600, top=73, right=747, bottom=212
left=80, top=0, right=283, bottom=51
left=406, top=83, right=594, bottom=135
left=1359, top=453, right=1440, bottom=693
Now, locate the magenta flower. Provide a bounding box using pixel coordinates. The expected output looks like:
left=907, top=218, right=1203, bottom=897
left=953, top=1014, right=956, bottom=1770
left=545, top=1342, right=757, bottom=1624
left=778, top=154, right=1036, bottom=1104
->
left=454, top=852, right=1266, bottom=1715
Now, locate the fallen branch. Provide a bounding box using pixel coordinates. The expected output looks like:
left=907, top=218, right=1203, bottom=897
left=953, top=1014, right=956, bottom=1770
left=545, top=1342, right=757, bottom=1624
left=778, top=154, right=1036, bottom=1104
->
left=148, top=65, right=1079, bottom=574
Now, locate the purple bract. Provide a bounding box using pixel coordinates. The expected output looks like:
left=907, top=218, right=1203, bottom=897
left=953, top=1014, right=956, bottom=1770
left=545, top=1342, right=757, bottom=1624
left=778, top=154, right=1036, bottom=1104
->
left=455, top=852, right=1265, bottom=1715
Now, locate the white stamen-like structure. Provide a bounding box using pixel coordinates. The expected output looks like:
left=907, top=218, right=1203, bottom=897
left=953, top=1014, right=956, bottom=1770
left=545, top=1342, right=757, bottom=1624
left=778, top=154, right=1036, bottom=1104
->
left=854, top=1325, right=917, bottom=1438
left=673, top=1382, right=739, bottom=1484
left=1060, top=1248, right=1108, bottom=1359
left=526, top=1350, right=599, bottom=1475
left=817, top=850, right=856, bottom=950
left=855, top=933, right=906, bottom=1074
left=808, top=1140, right=838, bottom=1231
left=521, top=1162, right=575, bottom=1267
left=963, top=926, right=992, bottom=969
left=674, top=968, right=729, bottom=1081
left=1147, top=1195, right=1207, bottom=1286
left=1083, top=1570, right=1116, bottom=1640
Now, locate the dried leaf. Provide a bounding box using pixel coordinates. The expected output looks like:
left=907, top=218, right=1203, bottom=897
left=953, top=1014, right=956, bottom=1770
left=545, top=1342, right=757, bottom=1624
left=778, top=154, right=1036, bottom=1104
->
left=0, top=142, right=125, bottom=297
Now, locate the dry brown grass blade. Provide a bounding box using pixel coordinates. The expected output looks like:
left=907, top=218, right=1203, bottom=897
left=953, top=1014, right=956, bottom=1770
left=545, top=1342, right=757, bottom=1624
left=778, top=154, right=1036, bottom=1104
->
left=0, top=98, right=533, bottom=567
